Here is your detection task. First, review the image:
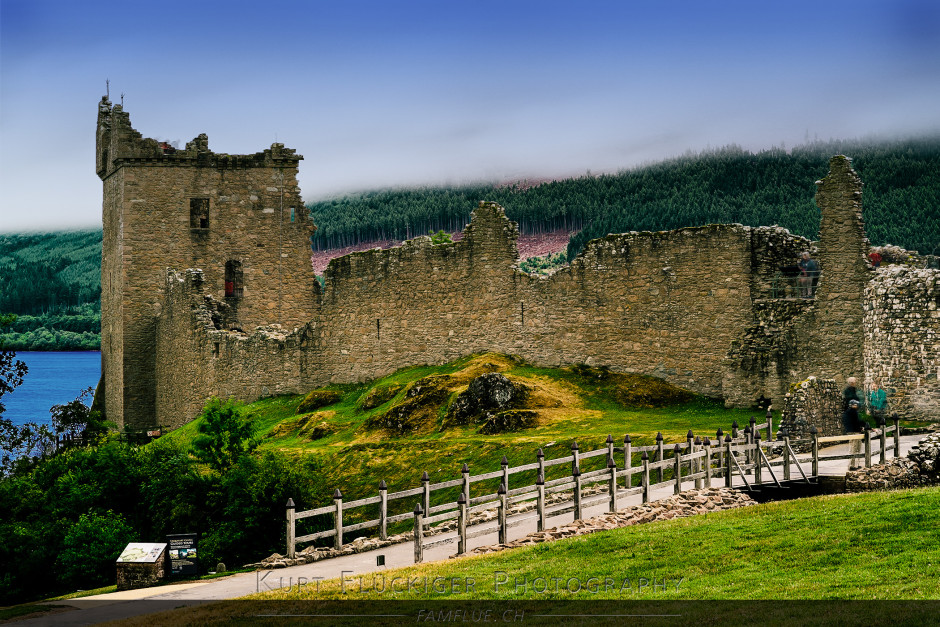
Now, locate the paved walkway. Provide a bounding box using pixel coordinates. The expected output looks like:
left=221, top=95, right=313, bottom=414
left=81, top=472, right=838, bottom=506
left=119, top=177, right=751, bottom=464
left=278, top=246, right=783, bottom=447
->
left=21, top=434, right=923, bottom=625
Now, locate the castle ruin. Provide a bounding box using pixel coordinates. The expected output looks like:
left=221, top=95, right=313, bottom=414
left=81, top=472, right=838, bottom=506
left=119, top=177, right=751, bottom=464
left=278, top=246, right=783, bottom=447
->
left=95, top=98, right=940, bottom=432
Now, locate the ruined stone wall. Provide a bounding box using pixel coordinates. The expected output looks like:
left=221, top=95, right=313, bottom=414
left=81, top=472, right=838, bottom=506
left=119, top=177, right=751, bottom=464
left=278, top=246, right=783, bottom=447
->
left=298, top=204, right=756, bottom=399
left=792, top=156, right=871, bottom=386
left=156, top=270, right=308, bottom=429
left=779, top=376, right=842, bottom=438
left=98, top=97, right=316, bottom=429
left=864, top=266, right=940, bottom=421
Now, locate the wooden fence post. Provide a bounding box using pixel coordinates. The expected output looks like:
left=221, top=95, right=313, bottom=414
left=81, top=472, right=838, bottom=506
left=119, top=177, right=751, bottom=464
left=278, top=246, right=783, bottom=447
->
left=498, top=482, right=508, bottom=544
left=573, top=466, right=583, bottom=520
left=725, top=436, right=733, bottom=488
left=608, top=460, right=618, bottom=512
left=782, top=430, right=791, bottom=481
left=766, top=407, right=773, bottom=442
left=694, top=436, right=703, bottom=489
left=656, top=432, right=665, bottom=483
left=421, top=472, right=430, bottom=532
left=716, top=428, right=725, bottom=475
left=673, top=444, right=682, bottom=495
left=606, top=434, right=614, bottom=468
left=641, top=451, right=650, bottom=503
left=457, top=493, right=467, bottom=555
left=461, top=463, right=470, bottom=501
left=501, top=455, right=510, bottom=494
left=754, top=431, right=762, bottom=485
left=623, top=435, right=633, bottom=487
left=536, top=448, right=545, bottom=485
left=744, top=425, right=752, bottom=474
left=703, top=438, right=712, bottom=488
left=892, top=413, right=900, bottom=459
left=864, top=425, right=872, bottom=468
left=571, top=441, right=580, bottom=476
left=536, top=467, right=546, bottom=532
left=333, top=489, right=343, bottom=550
left=285, top=498, right=296, bottom=559
left=379, top=480, right=388, bottom=540
left=878, top=416, right=887, bottom=463
left=686, top=430, right=694, bottom=478
left=810, top=426, right=819, bottom=478
left=413, top=503, right=424, bottom=563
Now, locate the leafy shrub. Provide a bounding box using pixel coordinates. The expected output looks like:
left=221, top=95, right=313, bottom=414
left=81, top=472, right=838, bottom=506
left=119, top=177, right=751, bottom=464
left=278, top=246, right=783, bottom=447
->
left=192, top=399, right=257, bottom=474
left=55, top=510, right=134, bottom=589
left=297, top=390, right=342, bottom=414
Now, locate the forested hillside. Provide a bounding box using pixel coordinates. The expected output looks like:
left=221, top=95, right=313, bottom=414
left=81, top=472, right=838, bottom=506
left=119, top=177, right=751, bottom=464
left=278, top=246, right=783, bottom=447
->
left=306, top=137, right=940, bottom=259
left=0, top=231, right=101, bottom=350
left=2, top=137, right=939, bottom=350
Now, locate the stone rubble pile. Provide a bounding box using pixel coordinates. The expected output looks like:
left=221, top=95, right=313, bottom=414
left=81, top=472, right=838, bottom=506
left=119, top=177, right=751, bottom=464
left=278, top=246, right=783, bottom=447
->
left=460, top=487, right=756, bottom=557
left=846, top=433, right=940, bottom=492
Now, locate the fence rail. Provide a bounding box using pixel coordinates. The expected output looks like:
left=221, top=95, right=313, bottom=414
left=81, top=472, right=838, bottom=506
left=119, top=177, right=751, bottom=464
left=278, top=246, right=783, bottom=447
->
left=285, top=412, right=903, bottom=562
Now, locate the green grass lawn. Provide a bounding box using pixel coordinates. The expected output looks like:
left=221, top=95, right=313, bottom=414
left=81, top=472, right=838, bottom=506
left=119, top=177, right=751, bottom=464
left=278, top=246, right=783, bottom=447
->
left=255, top=486, right=940, bottom=601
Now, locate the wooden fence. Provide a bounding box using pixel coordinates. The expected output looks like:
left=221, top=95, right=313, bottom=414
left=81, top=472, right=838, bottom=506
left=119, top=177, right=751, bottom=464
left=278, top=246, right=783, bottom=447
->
left=285, top=412, right=902, bottom=562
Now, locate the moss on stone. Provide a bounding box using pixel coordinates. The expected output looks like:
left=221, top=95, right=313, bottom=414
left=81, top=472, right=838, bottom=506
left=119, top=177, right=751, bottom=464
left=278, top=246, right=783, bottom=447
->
left=297, top=389, right=343, bottom=414
left=356, top=383, right=405, bottom=411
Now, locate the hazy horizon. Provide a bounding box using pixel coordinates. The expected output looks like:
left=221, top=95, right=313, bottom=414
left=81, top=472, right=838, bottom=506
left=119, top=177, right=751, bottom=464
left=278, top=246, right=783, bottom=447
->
left=2, top=0, right=939, bottom=233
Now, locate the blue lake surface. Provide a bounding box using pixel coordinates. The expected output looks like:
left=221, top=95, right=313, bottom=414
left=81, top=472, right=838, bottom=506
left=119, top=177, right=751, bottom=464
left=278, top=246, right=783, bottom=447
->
left=2, top=351, right=101, bottom=427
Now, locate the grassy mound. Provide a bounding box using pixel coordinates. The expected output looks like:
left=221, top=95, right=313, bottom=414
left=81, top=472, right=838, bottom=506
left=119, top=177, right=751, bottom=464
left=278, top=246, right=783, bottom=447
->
left=297, top=389, right=343, bottom=413
left=568, top=364, right=696, bottom=407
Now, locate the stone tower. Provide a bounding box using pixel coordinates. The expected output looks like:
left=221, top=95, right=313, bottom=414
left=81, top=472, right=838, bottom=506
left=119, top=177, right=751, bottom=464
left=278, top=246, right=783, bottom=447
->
left=96, top=96, right=317, bottom=429
left=803, top=155, right=871, bottom=383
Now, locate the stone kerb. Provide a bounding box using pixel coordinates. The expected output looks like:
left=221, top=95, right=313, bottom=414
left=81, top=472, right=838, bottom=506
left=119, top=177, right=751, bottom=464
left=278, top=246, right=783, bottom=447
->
left=780, top=376, right=842, bottom=438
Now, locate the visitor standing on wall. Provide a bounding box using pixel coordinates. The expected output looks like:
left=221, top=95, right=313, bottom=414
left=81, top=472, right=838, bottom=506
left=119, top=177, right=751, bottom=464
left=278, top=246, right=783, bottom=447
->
left=798, top=252, right=820, bottom=298
left=868, top=247, right=883, bottom=268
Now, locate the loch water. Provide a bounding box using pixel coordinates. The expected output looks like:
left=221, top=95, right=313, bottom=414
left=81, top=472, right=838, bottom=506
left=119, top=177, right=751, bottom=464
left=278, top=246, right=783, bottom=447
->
left=2, top=351, right=101, bottom=427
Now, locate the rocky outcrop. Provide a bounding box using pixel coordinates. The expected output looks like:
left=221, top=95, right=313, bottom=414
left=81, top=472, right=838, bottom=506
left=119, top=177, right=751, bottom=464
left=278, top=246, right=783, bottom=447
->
left=445, top=373, right=529, bottom=426
left=461, top=488, right=756, bottom=557
left=846, top=432, right=940, bottom=491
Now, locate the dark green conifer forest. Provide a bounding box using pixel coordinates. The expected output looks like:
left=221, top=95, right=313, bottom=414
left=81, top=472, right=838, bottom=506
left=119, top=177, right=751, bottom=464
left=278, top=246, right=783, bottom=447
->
left=1, top=137, right=939, bottom=350
left=307, top=137, right=940, bottom=259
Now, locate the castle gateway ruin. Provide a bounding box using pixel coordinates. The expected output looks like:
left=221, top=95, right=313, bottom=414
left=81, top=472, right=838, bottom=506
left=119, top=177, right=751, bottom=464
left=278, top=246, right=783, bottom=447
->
left=96, top=98, right=940, bottom=431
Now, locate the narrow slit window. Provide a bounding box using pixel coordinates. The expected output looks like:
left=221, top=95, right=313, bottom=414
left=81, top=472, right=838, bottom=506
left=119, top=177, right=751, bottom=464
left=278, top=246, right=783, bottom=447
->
left=190, top=198, right=209, bottom=229
left=224, top=260, right=244, bottom=298
left=290, top=207, right=295, bottom=222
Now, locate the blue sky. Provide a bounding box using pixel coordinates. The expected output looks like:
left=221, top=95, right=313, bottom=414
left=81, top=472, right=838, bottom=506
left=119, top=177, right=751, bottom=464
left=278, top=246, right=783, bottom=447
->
left=1, top=0, right=938, bottom=232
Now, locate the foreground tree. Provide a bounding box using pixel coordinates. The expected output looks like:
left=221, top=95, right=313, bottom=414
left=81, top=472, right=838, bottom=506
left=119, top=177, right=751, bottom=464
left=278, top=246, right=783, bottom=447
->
left=191, top=399, right=258, bottom=474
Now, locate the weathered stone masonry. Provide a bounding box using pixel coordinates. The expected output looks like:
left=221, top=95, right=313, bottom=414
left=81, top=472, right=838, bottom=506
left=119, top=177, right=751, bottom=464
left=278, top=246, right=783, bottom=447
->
left=864, top=267, right=940, bottom=421
left=97, top=101, right=939, bottom=430
left=97, top=97, right=316, bottom=429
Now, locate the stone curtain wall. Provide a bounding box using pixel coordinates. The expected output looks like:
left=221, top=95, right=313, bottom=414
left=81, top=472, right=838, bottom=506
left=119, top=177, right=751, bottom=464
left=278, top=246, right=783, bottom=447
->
left=780, top=376, right=843, bottom=437
left=300, top=204, right=756, bottom=400
left=97, top=97, right=316, bottom=429
left=156, top=270, right=308, bottom=429
left=864, top=267, right=940, bottom=421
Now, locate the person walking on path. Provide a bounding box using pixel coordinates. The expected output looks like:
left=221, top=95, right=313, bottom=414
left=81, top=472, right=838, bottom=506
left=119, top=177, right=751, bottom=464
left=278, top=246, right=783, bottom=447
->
left=842, top=398, right=865, bottom=469
left=868, top=380, right=888, bottom=422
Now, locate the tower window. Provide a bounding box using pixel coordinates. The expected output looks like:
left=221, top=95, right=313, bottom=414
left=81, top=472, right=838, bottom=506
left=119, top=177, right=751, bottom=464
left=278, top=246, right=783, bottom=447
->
left=224, top=260, right=244, bottom=298
left=190, top=198, right=209, bottom=229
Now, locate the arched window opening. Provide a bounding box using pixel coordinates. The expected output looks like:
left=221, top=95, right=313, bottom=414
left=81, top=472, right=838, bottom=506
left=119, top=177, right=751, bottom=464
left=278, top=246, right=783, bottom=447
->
left=224, top=260, right=244, bottom=298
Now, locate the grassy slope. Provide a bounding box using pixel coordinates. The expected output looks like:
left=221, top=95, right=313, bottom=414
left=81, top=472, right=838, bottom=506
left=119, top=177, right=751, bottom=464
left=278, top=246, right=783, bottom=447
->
left=252, top=486, right=940, bottom=601
left=164, top=353, right=760, bottom=531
